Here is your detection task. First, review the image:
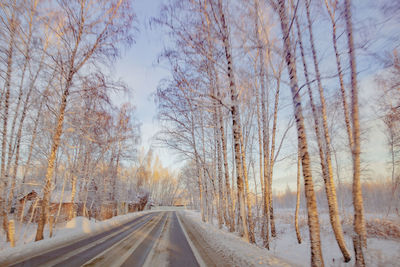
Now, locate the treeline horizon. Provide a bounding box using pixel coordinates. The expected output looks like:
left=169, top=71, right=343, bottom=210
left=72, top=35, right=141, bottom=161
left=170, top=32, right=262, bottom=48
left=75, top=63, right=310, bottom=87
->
left=273, top=178, right=399, bottom=215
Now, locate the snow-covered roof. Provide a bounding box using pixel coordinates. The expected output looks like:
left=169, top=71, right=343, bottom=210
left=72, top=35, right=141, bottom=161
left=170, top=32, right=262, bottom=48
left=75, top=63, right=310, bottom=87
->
left=17, top=184, right=41, bottom=199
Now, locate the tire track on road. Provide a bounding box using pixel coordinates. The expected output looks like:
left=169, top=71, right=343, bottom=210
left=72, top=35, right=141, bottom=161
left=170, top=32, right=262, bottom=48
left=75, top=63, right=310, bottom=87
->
left=81, top=212, right=167, bottom=267
left=10, top=212, right=157, bottom=267
left=120, top=212, right=168, bottom=267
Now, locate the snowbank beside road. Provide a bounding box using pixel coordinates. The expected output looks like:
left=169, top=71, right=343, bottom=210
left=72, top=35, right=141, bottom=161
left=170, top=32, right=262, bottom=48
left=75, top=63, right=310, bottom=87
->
left=61, top=216, right=94, bottom=234
left=180, top=210, right=297, bottom=267
left=0, top=211, right=152, bottom=266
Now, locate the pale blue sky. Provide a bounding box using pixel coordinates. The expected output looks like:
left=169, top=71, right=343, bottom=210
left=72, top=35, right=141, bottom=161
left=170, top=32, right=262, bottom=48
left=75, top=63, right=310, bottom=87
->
left=112, top=0, right=177, bottom=168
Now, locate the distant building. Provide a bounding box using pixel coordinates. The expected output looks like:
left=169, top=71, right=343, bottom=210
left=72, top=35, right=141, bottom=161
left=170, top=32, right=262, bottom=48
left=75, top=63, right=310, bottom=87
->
left=173, top=197, right=189, bottom=207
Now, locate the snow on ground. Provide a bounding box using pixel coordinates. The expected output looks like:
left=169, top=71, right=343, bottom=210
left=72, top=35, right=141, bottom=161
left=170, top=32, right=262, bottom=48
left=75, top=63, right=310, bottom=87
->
left=182, top=209, right=400, bottom=267
left=0, top=206, right=181, bottom=251
left=1, top=207, right=398, bottom=266
left=270, top=212, right=400, bottom=266
left=0, top=216, right=102, bottom=251
left=64, top=216, right=93, bottom=232
left=0, top=210, right=153, bottom=263
left=181, top=210, right=297, bottom=267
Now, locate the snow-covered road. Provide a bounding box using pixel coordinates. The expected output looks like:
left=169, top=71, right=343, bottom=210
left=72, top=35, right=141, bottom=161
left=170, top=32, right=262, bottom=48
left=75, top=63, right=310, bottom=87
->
left=1, top=210, right=298, bottom=267
left=3, top=211, right=200, bottom=267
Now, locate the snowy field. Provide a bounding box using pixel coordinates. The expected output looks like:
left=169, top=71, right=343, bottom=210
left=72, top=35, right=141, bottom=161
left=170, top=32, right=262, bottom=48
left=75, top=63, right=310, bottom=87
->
left=269, top=211, right=400, bottom=266
left=182, top=209, right=400, bottom=267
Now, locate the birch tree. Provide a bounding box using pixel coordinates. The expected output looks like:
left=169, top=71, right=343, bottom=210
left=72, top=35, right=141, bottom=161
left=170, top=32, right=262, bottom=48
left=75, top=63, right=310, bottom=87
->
left=344, top=0, right=367, bottom=265
left=35, top=0, right=134, bottom=241
left=275, top=0, right=324, bottom=265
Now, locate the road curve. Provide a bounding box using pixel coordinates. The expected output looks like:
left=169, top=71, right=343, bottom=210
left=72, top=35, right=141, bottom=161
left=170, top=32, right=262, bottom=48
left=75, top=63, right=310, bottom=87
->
left=9, top=211, right=200, bottom=267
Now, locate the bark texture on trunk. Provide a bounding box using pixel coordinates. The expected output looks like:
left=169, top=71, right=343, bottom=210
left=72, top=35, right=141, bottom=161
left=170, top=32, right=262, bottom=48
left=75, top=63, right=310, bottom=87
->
left=254, top=0, right=277, bottom=240
left=192, top=120, right=204, bottom=222
left=35, top=78, right=71, bottom=241
left=239, top=122, right=255, bottom=243
left=299, top=0, right=351, bottom=261
left=1, top=8, right=17, bottom=241
left=344, top=1, right=367, bottom=266
left=217, top=0, right=249, bottom=242
left=295, top=149, right=302, bottom=244
left=262, top=91, right=270, bottom=248
left=268, top=78, right=280, bottom=239
left=216, top=131, right=225, bottom=229
left=219, top=106, right=234, bottom=231
left=277, top=1, right=324, bottom=265
left=324, top=0, right=353, bottom=149
left=259, top=21, right=271, bottom=249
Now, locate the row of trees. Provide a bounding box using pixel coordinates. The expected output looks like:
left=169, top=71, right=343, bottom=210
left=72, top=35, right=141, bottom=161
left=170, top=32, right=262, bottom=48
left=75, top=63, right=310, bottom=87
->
left=134, top=149, right=182, bottom=206
left=155, top=0, right=399, bottom=266
left=0, top=0, right=140, bottom=244
left=275, top=179, right=399, bottom=215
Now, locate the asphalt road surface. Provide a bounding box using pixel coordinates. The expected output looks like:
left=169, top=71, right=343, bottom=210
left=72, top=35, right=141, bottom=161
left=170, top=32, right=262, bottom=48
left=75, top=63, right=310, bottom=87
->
left=10, top=211, right=200, bottom=267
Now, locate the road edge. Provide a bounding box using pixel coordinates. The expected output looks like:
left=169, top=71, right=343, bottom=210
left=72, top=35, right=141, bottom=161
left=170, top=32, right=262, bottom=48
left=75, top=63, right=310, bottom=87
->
left=176, top=211, right=206, bottom=267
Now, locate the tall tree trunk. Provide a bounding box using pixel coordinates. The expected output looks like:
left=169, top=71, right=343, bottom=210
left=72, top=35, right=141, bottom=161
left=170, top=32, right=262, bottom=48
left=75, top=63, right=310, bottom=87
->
left=202, top=1, right=225, bottom=228
left=204, top=172, right=210, bottom=223
left=254, top=72, right=265, bottom=238
left=253, top=0, right=272, bottom=243
left=112, top=137, right=123, bottom=215
left=277, top=1, right=324, bottom=265
left=344, top=1, right=367, bottom=266
left=238, top=121, right=255, bottom=243
left=323, top=0, right=353, bottom=149
left=295, top=146, right=302, bottom=244
left=216, top=111, right=225, bottom=229
left=295, top=0, right=351, bottom=261
left=261, top=90, right=270, bottom=249
left=35, top=77, right=71, bottom=241
left=324, top=0, right=352, bottom=218
left=268, top=77, right=280, bottom=238
left=1, top=6, right=17, bottom=242
left=218, top=106, right=234, bottom=231
left=251, top=160, right=259, bottom=229
left=237, top=99, right=255, bottom=242
left=200, top=114, right=210, bottom=223
left=211, top=123, right=223, bottom=228
left=257, top=15, right=271, bottom=248
left=197, top=157, right=205, bottom=222
left=70, top=164, right=78, bottom=220
left=189, top=108, right=204, bottom=221
left=216, top=0, right=249, bottom=242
